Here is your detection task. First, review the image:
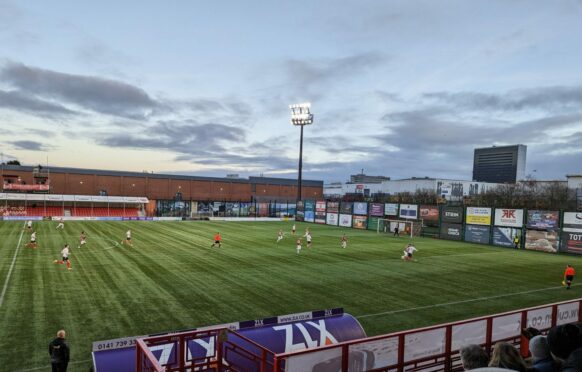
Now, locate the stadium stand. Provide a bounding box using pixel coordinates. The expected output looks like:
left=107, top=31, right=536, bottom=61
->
left=0, top=205, right=140, bottom=217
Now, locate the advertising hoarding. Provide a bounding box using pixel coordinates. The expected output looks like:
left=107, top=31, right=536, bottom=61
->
left=296, top=201, right=304, bottom=221
left=327, top=202, right=339, bottom=214
left=340, top=202, right=353, bottom=215
left=466, top=207, right=492, bottom=226
left=526, top=210, right=559, bottom=230
left=304, top=201, right=315, bottom=222
left=440, top=223, right=462, bottom=241
left=564, top=212, right=582, bottom=227
left=492, top=227, right=521, bottom=248
left=369, top=203, right=384, bottom=217
left=326, top=213, right=339, bottom=226
left=525, top=229, right=559, bottom=253
left=315, top=201, right=326, bottom=224
left=353, top=215, right=367, bottom=229
left=385, top=203, right=398, bottom=216
left=442, top=207, right=463, bottom=224
left=353, top=202, right=368, bottom=216
left=561, top=231, right=582, bottom=254
left=465, top=225, right=490, bottom=244
left=399, top=204, right=418, bottom=219
left=420, top=205, right=439, bottom=222
left=367, top=217, right=380, bottom=230
left=339, top=214, right=352, bottom=227
left=494, top=208, right=524, bottom=227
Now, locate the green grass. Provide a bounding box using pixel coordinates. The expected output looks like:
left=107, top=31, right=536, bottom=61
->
left=0, top=220, right=581, bottom=371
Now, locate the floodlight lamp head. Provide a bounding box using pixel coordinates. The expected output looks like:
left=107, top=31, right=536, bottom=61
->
left=289, top=102, right=314, bottom=126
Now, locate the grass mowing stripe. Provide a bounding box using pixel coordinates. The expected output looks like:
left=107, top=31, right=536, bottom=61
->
left=15, top=358, right=92, bottom=372
left=0, top=222, right=25, bottom=308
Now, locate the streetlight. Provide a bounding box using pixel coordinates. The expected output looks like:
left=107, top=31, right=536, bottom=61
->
left=290, top=102, right=313, bottom=202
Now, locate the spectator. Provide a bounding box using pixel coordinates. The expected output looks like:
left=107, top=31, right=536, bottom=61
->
left=460, top=344, right=489, bottom=370
left=547, top=323, right=582, bottom=371
left=529, top=335, right=557, bottom=372
left=488, top=342, right=530, bottom=371
left=49, top=329, right=70, bottom=372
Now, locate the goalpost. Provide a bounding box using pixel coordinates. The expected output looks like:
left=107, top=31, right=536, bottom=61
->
left=377, top=218, right=415, bottom=238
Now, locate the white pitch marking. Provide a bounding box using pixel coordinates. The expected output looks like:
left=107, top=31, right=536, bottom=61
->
left=0, top=222, right=26, bottom=308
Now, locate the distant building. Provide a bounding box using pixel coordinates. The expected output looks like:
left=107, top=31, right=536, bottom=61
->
left=472, top=144, right=527, bottom=183
left=349, top=174, right=390, bottom=183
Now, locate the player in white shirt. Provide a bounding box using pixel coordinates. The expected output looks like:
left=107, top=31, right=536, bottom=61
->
left=340, top=234, right=348, bottom=249
left=122, top=229, right=133, bottom=246
left=26, top=220, right=32, bottom=230
left=296, top=238, right=302, bottom=254
left=56, top=218, right=64, bottom=230
left=402, top=243, right=417, bottom=261
left=26, top=231, right=38, bottom=249
left=79, top=231, right=87, bottom=248
left=53, top=244, right=72, bottom=270
left=276, top=229, right=284, bottom=245
left=304, top=230, right=312, bottom=249
left=291, top=224, right=296, bottom=236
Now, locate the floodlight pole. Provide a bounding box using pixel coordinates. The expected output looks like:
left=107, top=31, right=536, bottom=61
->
left=290, top=103, right=313, bottom=204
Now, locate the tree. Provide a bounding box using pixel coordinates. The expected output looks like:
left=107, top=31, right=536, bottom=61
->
left=6, top=160, right=20, bottom=165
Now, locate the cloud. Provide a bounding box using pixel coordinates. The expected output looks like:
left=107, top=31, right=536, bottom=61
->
left=0, top=62, right=158, bottom=119
left=0, top=89, right=78, bottom=118
left=9, top=140, right=49, bottom=151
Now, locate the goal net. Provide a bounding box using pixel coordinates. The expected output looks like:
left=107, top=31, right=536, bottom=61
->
left=377, top=219, right=416, bottom=238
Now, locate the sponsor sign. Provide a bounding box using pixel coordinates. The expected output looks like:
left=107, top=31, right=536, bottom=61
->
left=295, top=201, right=304, bottom=221
left=442, top=207, right=463, bottom=224
left=326, top=213, right=339, bottom=226
left=315, top=200, right=326, bottom=224
left=339, top=214, right=352, bottom=227
left=340, top=202, right=353, bottom=214
left=561, top=231, right=582, bottom=254
left=369, top=203, right=384, bottom=217
left=353, top=202, right=368, bottom=216
left=353, top=215, right=367, bottom=229
left=2, top=183, right=50, bottom=191
left=367, top=217, right=380, bottom=230
left=385, top=203, right=398, bottom=216
left=564, top=212, right=582, bottom=227
left=527, top=210, right=560, bottom=230
left=304, top=201, right=315, bottom=222
left=399, top=204, right=418, bottom=219
left=494, top=208, right=524, bottom=227
left=492, top=227, right=521, bottom=248
left=466, top=207, right=492, bottom=226
left=440, top=223, right=462, bottom=241
left=525, top=229, right=559, bottom=253
left=316, top=201, right=326, bottom=212
left=326, top=202, right=339, bottom=214
left=465, top=225, right=490, bottom=244
left=420, top=205, right=439, bottom=222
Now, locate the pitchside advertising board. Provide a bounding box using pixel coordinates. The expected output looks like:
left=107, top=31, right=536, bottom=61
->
left=466, top=207, right=492, bottom=226
left=326, top=213, right=339, bottom=226
left=92, top=309, right=365, bottom=372
left=420, top=205, right=439, bottom=227
left=492, top=227, right=520, bottom=248
left=465, top=225, right=491, bottom=244
left=385, top=203, right=398, bottom=216
left=562, top=212, right=582, bottom=254
left=399, top=204, right=418, bottom=219
left=315, top=201, right=326, bottom=224
left=353, top=202, right=368, bottom=216
left=440, top=223, right=462, bottom=241
left=527, top=210, right=560, bottom=230
left=525, top=229, right=559, bottom=253
left=304, top=201, right=315, bottom=222
left=326, top=202, right=340, bottom=214
left=442, top=207, right=463, bottom=224
left=353, top=215, right=367, bottom=229
left=368, top=217, right=380, bottom=231
left=494, top=208, right=524, bottom=228
left=369, top=203, right=384, bottom=217
left=296, top=201, right=304, bottom=221
left=340, top=202, right=353, bottom=215
left=339, top=214, right=352, bottom=227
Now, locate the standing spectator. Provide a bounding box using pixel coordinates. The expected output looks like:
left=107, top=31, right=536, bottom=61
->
left=488, top=342, right=530, bottom=371
left=528, top=335, right=557, bottom=372
left=564, top=264, right=576, bottom=290
left=393, top=224, right=400, bottom=237
left=459, top=344, right=489, bottom=370
left=49, top=329, right=70, bottom=372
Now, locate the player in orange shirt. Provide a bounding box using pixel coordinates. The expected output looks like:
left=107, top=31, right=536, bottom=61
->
left=564, top=265, right=576, bottom=290
left=211, top=232, right=222, bottom=248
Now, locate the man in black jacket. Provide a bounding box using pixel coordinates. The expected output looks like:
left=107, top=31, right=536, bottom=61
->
left=48, top=330, right=70, bottom=372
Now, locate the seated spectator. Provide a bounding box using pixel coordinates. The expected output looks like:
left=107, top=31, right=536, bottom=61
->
left=529, top=335, right=557, bottom=372
left=547, top=323, right=582, bottom=371
left=489, top=342, right=531, bottom=371
left=460, top=344, right=490, bottom=370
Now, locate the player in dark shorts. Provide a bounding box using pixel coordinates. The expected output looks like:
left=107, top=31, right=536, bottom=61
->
left=211, top=232, right=222, bottom=248
left=564, top=264, right=576, bottom=290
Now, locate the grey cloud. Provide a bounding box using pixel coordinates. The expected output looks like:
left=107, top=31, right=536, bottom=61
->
left=0, top=89, right=78, bottom=118
left=1, top=63, right=158, bottom=119
left=10, top=140, right=49, bottom=151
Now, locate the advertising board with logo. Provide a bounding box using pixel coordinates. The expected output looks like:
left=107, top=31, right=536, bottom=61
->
left=399, top=204, right=418, bottom=219
left=385, top=203, right=398, bottom=216
left=440, top=223, right=462, bottom=241
left=296, top=201, right=304, bottom=221
left=464, top=225, right=491, bottom=244
left=526, top=210, right=559, bottom=230
left=420, top=205, right=439, bottom=226
left=326, top=213, right=339, bottom=226
left=442, top=207, right=463, bottom=224
left=340, top=202, right=353, bottom=215
left=561, top=231, right=582, bottom=254
left=492, top=227, right=521, bottom=248
left=339, top=214, right=352, bottom=227
left=564, top=212, right=582, bottom=228
left=353, top=215, right=367, bottom=229
left=466, top=207, right=492, bottom=226
left=367, top=217, right=380, bottom=230
left=315, top=201, right=326, bottom=224
left=525, top=229, right=559, bottom=253
left=494, top=208, right=524, bottom=227
left=370, top=203, right=384, bottom=217
left=327, top=202, right=339, bottom=214
left=304, top=200, right=315, bottom=222
left=353, top=202, right=368, bottom=216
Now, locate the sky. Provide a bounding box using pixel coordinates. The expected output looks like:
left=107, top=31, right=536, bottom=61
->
left=1, top=0, right=582, bottom=183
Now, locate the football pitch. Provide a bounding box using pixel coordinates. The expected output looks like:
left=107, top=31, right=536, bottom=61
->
left=1, top=220, right=581, bottom=371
